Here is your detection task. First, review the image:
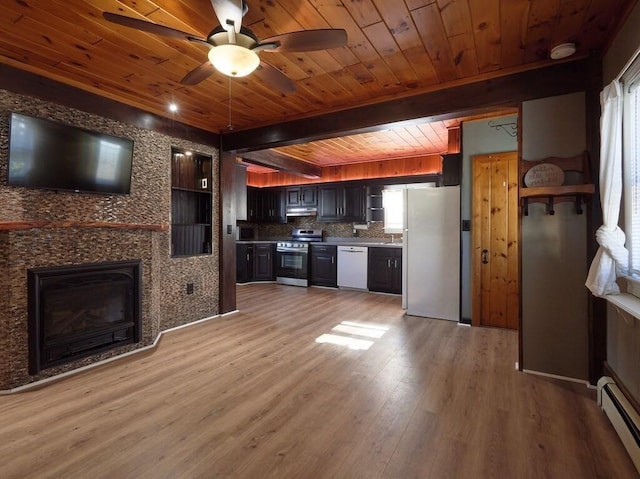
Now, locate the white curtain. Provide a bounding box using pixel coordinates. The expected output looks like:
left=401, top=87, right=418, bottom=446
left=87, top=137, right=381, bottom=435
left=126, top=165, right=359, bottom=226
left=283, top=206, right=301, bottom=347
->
left=586, top=80, right=629, bottom=296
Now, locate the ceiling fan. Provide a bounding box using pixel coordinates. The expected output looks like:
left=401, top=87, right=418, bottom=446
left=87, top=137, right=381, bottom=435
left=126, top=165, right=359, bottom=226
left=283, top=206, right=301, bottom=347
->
left=103, top=0, right=347, bottom=94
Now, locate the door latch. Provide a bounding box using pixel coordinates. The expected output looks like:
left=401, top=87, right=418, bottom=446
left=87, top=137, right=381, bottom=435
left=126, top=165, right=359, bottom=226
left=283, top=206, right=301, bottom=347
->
left=482, top=249, right=489, bottom=264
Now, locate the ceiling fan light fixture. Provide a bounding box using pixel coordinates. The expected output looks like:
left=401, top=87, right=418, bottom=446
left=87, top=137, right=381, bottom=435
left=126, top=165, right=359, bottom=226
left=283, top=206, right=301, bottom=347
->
left=208, top=44, right=260, bottom=77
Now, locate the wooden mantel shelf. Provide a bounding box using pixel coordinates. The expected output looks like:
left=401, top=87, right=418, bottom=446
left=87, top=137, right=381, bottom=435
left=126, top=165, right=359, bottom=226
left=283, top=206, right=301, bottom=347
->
left=0, top=221, right=169, bottom=232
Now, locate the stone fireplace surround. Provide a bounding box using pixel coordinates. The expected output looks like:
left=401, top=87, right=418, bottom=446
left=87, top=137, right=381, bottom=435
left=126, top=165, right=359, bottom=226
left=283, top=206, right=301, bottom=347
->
left=0, top=89, right=221, bottom=391
left=1, top=227, right=161, bottom=389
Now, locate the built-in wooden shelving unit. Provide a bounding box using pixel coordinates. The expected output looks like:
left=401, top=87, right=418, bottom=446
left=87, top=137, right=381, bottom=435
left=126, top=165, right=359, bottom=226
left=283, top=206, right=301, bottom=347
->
left=171, top=147, right=212, bottom=256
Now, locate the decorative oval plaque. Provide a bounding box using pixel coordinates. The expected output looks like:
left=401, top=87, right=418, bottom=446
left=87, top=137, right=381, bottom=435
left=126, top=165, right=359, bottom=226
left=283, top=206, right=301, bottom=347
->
left=524, top=163, right=565, bottom=187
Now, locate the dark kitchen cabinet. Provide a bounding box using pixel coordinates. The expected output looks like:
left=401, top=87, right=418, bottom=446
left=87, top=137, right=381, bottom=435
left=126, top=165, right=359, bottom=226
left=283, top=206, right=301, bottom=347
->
left=368, top=247, right=402, bottom=294
left=247, top=187, right=265, bottom=222
left=442, top=153, right=462, bottom=186
left=317, top=185, right=340, bottom=222
left=310, top=244, right=337, bottom=287
left=247, top=187, right=286, bottom=223
left=236, top=243, right=275, bottom=282
left=236, top=243, right=254, bottom=283
left=272, top=188, right=287, bottom=223
left=286, top=185, right=317, bottom=207
left=317, top=183, right=366, bottom=222
left=171, top=148, right=212, bottom=257
left=253, top=243, right=275, bottom=281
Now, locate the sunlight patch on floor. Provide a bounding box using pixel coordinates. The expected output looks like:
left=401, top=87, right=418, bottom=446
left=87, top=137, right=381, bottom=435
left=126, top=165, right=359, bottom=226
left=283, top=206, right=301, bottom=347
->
left=332, top=324, right=387, bottom=338
left=315, top=321, right=390, bottom=350
left=315, top=334, right=374, bottom=350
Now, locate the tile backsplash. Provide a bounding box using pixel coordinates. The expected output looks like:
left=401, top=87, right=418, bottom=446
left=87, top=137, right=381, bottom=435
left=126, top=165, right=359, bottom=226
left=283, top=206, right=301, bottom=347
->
left=240, top=217, right=398, bottom=240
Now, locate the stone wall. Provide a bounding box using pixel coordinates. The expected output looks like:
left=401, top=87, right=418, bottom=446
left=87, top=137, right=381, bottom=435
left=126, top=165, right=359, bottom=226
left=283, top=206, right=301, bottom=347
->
left=0, top=90, right=220, bottom=389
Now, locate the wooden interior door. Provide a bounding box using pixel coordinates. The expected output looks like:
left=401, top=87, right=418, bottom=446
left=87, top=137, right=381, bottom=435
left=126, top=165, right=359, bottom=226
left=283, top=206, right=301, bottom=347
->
left=472, top=152, right=519, bottom=329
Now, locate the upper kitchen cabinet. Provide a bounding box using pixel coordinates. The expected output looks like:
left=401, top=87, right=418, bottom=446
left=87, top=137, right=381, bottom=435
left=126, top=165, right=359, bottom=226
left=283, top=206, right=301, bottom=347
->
left=247, top=187, right=286, bottom=223
left=318, top=183, right=366, bottom=222
left=442, top=153, right=462, bottom=186
left=171, top=148, right=212, bottom=256
left=286, top=186, right=317, bottom=207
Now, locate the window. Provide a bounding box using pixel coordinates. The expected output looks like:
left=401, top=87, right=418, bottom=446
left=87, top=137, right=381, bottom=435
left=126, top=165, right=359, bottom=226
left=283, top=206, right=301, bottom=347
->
left=382, top=183, right=437, bottom=234
left=622, top=56, right=640, bottom=275
left=382, top=187, right=403, bottom=234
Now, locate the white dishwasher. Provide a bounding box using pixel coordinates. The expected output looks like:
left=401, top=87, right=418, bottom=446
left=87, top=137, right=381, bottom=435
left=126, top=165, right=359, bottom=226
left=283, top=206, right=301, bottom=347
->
left=337, top=246, right=368, bottom=290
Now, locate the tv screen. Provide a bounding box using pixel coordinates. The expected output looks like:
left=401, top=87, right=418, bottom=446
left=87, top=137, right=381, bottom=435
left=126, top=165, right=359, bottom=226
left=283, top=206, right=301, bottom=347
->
left=7, top=112, right=134, bottom=195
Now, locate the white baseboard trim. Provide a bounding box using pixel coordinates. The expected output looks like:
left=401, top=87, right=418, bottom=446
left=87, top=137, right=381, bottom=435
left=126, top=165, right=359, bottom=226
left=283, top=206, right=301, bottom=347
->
left=522, top=368, right=591, bottom=387
left=0, top=310, right=239, bottom=396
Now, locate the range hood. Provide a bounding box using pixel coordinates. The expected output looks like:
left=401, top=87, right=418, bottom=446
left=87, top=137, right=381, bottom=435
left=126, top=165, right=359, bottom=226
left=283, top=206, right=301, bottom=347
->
left=286, top=206, right=318, bottom=217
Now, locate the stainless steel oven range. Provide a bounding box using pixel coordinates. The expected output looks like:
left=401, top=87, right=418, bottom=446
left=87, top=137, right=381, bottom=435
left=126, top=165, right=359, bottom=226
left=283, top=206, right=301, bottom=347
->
left=276, top=229, right=323, bottom=287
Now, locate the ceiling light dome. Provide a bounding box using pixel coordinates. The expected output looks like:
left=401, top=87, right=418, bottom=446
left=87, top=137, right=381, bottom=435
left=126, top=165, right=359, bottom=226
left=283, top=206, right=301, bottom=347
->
left=208, top=44, right=260, bottom=77
left=550, top=43, right=576, bottom=60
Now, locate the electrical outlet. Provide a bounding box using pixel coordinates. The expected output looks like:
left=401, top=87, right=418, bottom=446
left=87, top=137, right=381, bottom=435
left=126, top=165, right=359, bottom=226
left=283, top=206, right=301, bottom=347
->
left=186, top=283, right=194, bottom=294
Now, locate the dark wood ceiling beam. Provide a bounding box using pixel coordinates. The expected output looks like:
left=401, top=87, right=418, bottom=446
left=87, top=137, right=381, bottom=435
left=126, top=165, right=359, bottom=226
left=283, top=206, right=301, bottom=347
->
left=241, top=150, right=322, bottom=178
left=222, top=57, right=596, bottom=152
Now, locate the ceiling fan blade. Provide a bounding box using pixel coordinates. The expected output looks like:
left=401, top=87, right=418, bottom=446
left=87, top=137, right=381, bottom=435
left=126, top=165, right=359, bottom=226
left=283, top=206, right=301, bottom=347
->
left=103, top=12, right=202, bottom=41
left=181, top=61, right=216, bottom=85
left=261, top=29, right=347, bottom=53
left=255, top=61, right=296, bottom=94
left=210, top=0, right=244, bottom=33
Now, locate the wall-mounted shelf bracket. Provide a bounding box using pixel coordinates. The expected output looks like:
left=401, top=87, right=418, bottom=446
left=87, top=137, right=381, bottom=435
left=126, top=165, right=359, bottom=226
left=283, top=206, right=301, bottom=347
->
left=523, top=197, right=529, bottom=216
left=547, top=196, right=555, bottom=215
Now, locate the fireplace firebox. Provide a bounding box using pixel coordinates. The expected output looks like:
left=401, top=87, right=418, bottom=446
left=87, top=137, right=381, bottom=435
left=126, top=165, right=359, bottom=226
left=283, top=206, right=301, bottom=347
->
left=28, top=260, right=142, bottom=374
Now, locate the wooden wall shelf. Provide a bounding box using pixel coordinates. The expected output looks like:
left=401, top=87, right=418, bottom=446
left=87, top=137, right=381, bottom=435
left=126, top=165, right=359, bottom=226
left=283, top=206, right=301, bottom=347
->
left=519, top=152, right=594, bottom=216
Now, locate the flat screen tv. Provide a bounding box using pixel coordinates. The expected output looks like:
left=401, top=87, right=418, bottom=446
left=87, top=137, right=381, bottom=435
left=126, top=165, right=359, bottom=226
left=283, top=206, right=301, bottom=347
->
left=7, top=112, right=134, bottom=195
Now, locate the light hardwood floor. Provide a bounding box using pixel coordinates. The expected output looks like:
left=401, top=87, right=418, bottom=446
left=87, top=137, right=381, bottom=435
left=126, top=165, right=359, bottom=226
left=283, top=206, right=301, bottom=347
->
left=0, top=283, right=637, bottom=478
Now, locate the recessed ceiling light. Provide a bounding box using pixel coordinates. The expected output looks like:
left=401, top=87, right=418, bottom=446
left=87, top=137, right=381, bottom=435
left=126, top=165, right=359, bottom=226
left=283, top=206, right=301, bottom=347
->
left=168, top=103, right=178, bottom=112
left=550, top=43, right=576, bottom=60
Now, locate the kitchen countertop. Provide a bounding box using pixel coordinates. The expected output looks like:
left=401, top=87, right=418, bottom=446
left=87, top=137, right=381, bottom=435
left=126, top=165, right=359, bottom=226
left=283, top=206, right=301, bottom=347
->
left=236, top=240, right=279, bottom=244
left=237, top=239, right=402, bottom=248
left=323, top=240, right=402, bottom=248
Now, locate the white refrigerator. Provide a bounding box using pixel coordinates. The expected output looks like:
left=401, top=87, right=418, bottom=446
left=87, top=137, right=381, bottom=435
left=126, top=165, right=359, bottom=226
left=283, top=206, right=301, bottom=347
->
left=402, top=185, right=460, bottom=321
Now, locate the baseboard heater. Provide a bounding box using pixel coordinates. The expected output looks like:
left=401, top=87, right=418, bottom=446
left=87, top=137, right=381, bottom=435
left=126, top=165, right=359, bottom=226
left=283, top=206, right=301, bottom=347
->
left=597, top=376, right=640, bottom=473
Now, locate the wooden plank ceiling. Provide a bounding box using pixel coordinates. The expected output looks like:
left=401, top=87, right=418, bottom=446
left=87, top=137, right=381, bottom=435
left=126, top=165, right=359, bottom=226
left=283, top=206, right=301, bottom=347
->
left=240, top=108, right=516, bottom=174
left=0, top=0, right=634, bottom=174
